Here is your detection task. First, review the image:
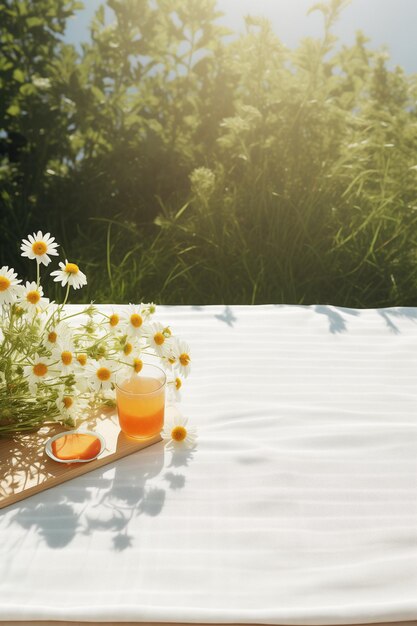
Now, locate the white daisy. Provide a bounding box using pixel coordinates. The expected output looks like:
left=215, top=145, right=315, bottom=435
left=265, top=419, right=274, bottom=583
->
left=161, top=351, right=178, bottom=371
left=118, top=337, right=142, bottom=359
left=56, top=391, right=89, bottom=423
left=0, top=266, right=22, bottom=305
left=123, top=303, right=149, bottom=339
left=86, top=358, right=117, bottom=392
left=141, top=302, right=156, bottom=318
left=73, top=360, right=90, bottom=393
left=50, top=259, right=87, bottom=290
left=116, top=350, right=144, bottom=382
left=75, top=352, right=88, bottom=369
left=52, top=337, right=77, bottom=375
left=167, top=375, right=183, bottom=403
left=147, top=321, right=172, bottom=358
left=20, top=231, right=59, bottom=266
left=122, top=340, right=134, bottom=357
left=42, top=319, right=72, bottom=348
left=18, top=281, right=49, bottom=315
left=23, top=354, right=52, bottom=392
left=169, top=338, right=191, bottom=378
left=105, top=308, right=122, bottom=334
left=161, top=415, right=197, bottom=449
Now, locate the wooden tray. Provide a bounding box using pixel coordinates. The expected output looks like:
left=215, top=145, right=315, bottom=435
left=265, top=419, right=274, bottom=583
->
left=0, top=407, right=168, bottom=510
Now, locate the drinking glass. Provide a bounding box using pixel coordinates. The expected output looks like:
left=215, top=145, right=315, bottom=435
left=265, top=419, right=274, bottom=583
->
left=115, top=364, right=166, bottom=439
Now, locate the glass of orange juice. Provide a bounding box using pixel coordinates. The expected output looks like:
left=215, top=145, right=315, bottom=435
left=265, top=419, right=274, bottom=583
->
left=115, top=364, right=166, bottom=439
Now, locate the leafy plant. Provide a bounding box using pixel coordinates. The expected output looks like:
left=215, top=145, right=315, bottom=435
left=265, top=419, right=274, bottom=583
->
left=1, top=0, right=417, bottom=306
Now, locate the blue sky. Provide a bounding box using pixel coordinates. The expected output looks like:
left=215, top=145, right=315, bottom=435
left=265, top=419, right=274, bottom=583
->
left=66, top=0, right=417, bottom=74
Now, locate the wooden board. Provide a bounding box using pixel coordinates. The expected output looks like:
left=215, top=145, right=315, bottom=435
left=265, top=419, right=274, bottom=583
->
left=3, top=621, right=417, bottom=626
left=0, top=407, right=166, bottom=510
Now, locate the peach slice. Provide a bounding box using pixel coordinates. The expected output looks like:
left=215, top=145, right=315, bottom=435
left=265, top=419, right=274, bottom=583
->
left=51, top=433, right=102, bottom=461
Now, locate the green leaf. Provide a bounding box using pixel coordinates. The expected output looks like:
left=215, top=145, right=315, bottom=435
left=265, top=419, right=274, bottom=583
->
left=19, top=83, right=36, bottom=96
left=6, top=103, right=20, bottom=116
left=91, top=85, right=105, bottom=102
left=13, top=68, right=25, bottom=83
left=26, top=16, right=43, bottom=28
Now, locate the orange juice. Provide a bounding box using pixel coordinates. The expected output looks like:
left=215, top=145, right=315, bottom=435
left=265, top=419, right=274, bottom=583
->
left=116, top=373, right=165, bottom=439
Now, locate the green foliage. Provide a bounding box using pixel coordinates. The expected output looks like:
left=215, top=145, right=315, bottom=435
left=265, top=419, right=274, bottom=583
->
left=2, top=0, right=417, bottom=306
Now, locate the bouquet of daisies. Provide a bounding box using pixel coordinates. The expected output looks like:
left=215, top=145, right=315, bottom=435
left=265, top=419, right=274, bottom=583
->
left=0, top=231, right=191, bottom=438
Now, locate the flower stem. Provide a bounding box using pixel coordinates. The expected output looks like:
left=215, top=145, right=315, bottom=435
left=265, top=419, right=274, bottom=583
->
left=62, top=283, right=71, bottom=307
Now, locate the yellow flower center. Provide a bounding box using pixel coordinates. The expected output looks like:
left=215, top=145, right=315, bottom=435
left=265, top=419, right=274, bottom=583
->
left=0, top=276, right=11, bottom=291
left=77, top=353, right=87, bottom=366
left=32, top=241, right=47, bottom=256
left=133, top=358, right=143, bottom=373
left=26, top=290, right=40, bottom=305
left=97, top=366, right=111, bottom=381
left=33, top=363, right=47, bottom=377
left=61, top=351, right=72, bottom=365
left=168, top=356, right=176, bottom=365
left=130, top=313, right=142, bottom=328
left=154, top=332, right=165, bottom=346
left=109, top=313, right=119, bottom=327
left=179, top=353, right=190, bottom=367
left=123, top=342, right=133, bottom=356
left=171, top=425, right=187, bottom=442
left=65, top=262, right=79, bottom=274
left=48, top=331, right=57, bottom=343
left=63, top=396, right=73, bottom=409
left=175, top=377, right=182, bottom=390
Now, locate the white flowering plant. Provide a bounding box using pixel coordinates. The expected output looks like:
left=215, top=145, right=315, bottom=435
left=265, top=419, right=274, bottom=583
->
left=0, top=232, right=191, bottom=438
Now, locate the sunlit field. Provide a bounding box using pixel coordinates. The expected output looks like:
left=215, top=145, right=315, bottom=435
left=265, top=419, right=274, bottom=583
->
left=2, top=0, right=417, bottom=306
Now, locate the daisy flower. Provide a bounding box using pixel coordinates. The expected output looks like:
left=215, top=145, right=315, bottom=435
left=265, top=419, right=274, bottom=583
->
left=141, top=302, right=156, bottom=318
left=169, top=338, right=191, bottom=378
left=18, top=281, right=49, bottom=315
left=162, top=351, right=178, bottom=371
left=52, top=338, right=77, bottom=375
left=23, top=354, right=52, bottom=392
left=73, top=361, right=90, bottom=393
left=131, top=357, right=144, bottom=374
left=20, top=231, right=59, bottom=266
left=116, top=350, right=144, bottom=382
left=146, top=321, right=172, bottom=358
left=0, top=266, right=22, bottom=306
left=86, top=359, right=118, bottom=392
left=106, top=309, right=122, bottom=334
left=127, top=350, right=143, bottom=375
left=161, top=415, right=197, bottom=449
left=123, top=304, right=149, bottom=339
left=75, top=352, right=88, bottom=368
left=167, top=376, right=183, bottom=403
left=42, top=319, right=72, bottom=348
left=117, top=336, right=140, bottom=358
left=56, top=391, right=89, bottom=423
left=50, top=259, right=87, bottom=290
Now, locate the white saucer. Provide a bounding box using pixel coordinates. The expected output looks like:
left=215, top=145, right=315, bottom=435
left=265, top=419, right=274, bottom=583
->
left=45, top=429, right=106, bottom=464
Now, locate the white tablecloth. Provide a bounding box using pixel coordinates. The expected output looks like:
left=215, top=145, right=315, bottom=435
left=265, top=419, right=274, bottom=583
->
left=1, top=305, right=417, bottom=624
